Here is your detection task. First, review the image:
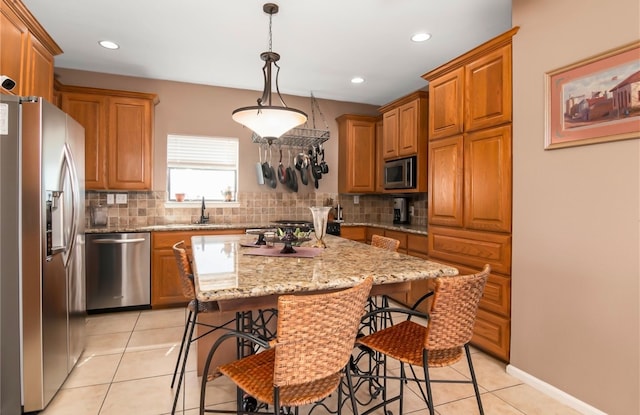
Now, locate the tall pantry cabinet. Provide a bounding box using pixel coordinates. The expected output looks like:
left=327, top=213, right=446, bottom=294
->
left=423, top=27, right=518, bottom=362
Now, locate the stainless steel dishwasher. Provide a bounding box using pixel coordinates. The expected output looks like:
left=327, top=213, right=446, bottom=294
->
left=86, top=232, right=151, bottom=312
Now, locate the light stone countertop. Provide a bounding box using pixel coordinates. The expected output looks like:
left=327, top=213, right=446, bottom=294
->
left=86, top=221, right=427, bottom=235
left=190, top=234, right=455, bottom=305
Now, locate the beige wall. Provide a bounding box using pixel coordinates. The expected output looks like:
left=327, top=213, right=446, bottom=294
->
left=511, top=0, right=639, bottom=414
left=54, top=68, right=381, bottom=195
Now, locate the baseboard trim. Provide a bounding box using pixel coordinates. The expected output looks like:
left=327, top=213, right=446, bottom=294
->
left=506, top=364, right=607, bottom=415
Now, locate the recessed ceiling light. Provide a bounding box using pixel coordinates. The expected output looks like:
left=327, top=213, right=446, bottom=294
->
left=351, top=77, right=365, bottom=84
left=411, top=33, right=431, bottom=42
left=99, top=40, right=119, bottom=50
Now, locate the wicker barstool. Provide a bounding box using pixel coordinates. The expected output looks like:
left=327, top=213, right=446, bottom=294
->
left=370, top=234, right=401, bottom=321
left=199, top=277, right=374, bottom=415
left=370, top=234, right=400, bottom=252
left=171, top=241, right=234, bottom=415
left=353, top=265, right=490, bottom=415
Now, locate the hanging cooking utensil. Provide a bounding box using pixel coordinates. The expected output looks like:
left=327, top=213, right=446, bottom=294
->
left=277, top=147, right=288, bottom=184
left=262, top=146, right=272, bottom=182
left=289, top=150, right=298, bottom=192
left=299, top=153, right=309, bottom=186
left=256, top=145, right=265, bottom=185
left=268, top=146, right=277, bottom=188
left=310, top=146, right=322, bottom=180
left=286, top=149, right=297, bottom=192
left=319, top=143, right=329, bottom=174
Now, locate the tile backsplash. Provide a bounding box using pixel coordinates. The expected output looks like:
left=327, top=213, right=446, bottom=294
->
left=85, top=191, right=427, bottom=230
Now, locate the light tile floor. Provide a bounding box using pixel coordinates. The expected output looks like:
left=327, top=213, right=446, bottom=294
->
left=39, top=308, right=582, bottom=415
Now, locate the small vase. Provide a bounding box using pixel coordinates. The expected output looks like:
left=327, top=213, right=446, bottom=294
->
left=309, top=206, right=331, bottom=248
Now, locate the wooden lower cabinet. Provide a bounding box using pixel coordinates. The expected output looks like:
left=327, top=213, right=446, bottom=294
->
left=340, top=226, right=367, bottom=242
left=347, top=226, right=432, bottom=309
left=427, top=226, right=511, bottom=361
left=151, top=229, right=244, bottom=308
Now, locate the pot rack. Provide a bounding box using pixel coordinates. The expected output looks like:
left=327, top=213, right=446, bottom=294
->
left=251, top=93, right=330, bottom=148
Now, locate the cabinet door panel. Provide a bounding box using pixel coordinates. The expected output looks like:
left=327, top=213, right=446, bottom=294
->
left=452, top=263, right=510, bottom=318
left=337, top=116, right=376, bottom=193
left=429, top=67, right=464, bottom=140
left=406, top=233, right=428, bottom=257
left=366, top=227, right=384, bottom=244
left=61, top=93, right=108, bottom=189
left=1, top=4, right=28, bottom=95
left=427, top=226, right=511, bottom=275
left=25, top=34, right=54, bottom=102
left=465, top=44, right=512, bottom=132
left=472, top=308, right=510, bottom=361
left=108, top=97, right=153, bottom=189
left=398, top=100, right=419, bottom=156
left=464, top=125, right=512, bottom=232
left=383, top=229, right=408, bottom=253
left=340, top=226, right=366, bottom=242
left=151, top=248, right=189, bottom=307
left=382, top=109, right=399, bottom=159
left=429, top=136, right=463, bottom=227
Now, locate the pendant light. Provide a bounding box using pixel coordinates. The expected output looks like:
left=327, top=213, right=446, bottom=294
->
left=232, top=3, right=307, bottom=143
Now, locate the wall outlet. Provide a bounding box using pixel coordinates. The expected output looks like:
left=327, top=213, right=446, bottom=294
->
left=409, top=206, right=415, bottom=216
left=115, top=193, right=128, bottom=204
left=106, top=194, right=115, bottom=205
left=353, top=195, right=360, bottom=205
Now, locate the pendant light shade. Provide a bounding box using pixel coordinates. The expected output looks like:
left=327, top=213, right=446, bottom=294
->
left=232, top=106, right=307, bottom=140
left=232, top=3, right=307, bottom=143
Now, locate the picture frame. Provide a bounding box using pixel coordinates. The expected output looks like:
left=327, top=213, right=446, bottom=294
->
left=545, top=41, right=640, bottom=150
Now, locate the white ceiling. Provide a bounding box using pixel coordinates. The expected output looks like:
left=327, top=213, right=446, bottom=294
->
left=23, top=0, right=512, bottom=106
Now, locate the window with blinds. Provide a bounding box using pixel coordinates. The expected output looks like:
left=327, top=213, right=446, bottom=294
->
left=167, top=134, right=239, bottom=202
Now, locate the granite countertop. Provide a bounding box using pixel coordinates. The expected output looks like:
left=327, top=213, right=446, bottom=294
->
left=191, top=234, right=454, bottom=303
left=86, top=221, right=427, bottom=235
left=339, top=222, right=427, bottom=235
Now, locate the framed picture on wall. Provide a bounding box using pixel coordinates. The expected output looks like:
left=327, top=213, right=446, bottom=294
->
left=545, top=41, right=640, bottom=150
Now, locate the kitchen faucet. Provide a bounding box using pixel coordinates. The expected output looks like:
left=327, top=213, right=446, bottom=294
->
left=199, top=197, right=209, bottom=224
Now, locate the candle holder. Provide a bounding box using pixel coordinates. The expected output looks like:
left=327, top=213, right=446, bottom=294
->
left=309, top=206, right=331, bottom=248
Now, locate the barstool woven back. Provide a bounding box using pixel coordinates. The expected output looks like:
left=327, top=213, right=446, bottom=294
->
left=273, top=276, right=374, bottom=387
left=172, top=240, right=196, bottom=299
left=371, top=234, right=400, bottom=252
left=425, top=269, right=488, bottom=352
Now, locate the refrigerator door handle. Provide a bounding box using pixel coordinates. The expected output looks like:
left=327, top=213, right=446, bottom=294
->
left=60, top=143, right=80, bottom=269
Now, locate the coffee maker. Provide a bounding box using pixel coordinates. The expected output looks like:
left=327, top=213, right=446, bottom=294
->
left=393, top=197, right=409, bottom=224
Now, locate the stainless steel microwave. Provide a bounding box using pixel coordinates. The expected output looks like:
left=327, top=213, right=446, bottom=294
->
left=384, top=156, right=416, bottom=190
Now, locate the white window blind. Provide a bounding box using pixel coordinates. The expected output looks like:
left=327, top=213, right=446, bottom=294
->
left=167, top=135, right=238, bottom=169
left=167, top=134, right=239, bottom=202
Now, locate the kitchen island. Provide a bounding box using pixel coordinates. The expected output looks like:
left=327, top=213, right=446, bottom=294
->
left=191, top=234, right=451, bottom=306
left=190, top=233, right=457, bottom=374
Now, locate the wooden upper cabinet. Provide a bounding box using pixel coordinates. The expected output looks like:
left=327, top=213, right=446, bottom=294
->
left=428, top=135, right=464, bottom=227
left=0, top=0, right=61, bottom=101
left=1, top=2, right=27, bottom=96
left=464, top=125, right=512, bottom=232
left=465, top=44, right=512, bottom=132
left=382, top=109, right=399, bottom=159
left=108, top=97, right=153, bottom=189
left=375, top=119, right=385, bottom=193
left=59, top=85, right=157, bottom=190
left=61, top=92, right=108, bottom=189
left=337, top=114, right=377, bottom=193
left=428, top=67, right=464, bottom=140
left=25, top=34, right=55, bottom=101
left=379, top=91, right=428, bottom=160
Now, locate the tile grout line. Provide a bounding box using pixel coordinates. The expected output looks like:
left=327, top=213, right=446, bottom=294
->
left=97, top=311, right=141, bottom=415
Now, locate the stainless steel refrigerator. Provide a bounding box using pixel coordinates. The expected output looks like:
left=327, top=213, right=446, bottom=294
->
left=0, top=95, right=85, bottom=413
